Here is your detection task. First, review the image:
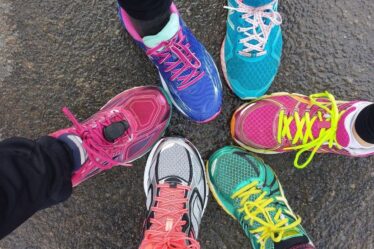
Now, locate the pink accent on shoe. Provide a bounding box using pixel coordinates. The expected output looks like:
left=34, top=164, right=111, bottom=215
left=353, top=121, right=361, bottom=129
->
left=170, top=2, right=178, bottom=14
left=146, top=30, right=205, bottom=91
left=336, top=106, right=356, bottom=147
left=197, top=107, right=222, bottom=124
left=240, top=102, right=280, bottom=148
left=118, top=7, right=142, bottom=41
left=139, top=184, right=200, bottom=249
left=51, top=86, right=171, bottom=187
left=119, top=2, right=179, bottom=42
left=62, top=107, right=134, bottom=168
left=232, top=92, right=374, bottom=164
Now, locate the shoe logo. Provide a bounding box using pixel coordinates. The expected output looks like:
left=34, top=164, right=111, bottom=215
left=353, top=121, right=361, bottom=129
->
left=189, top=189, right=204, bottom=238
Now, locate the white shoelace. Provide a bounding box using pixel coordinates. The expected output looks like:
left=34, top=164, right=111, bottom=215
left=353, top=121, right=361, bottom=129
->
left=225, top=0, right=282, bottom=57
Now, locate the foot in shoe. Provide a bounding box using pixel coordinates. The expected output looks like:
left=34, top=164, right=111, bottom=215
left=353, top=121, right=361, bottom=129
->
left=222, top=0, right=282, bottom=99
left=207, top=146, right=315, bottom=249
left=119, top=3, right=222, bottom=123
left=140, top=137, right=208, bottom=249
left=51, top=86, right=172, bottom=187
left=231, top=91, right=374, bottom=168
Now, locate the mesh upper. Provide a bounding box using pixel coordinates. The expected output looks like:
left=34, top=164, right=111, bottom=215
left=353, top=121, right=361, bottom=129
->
left=241, top=102, right=280, bottom=148
left=211, top=152, right=260, bottom=197
left=225, top=24, right=282, bottom=92
left=158, top=144, right=191, bottom=182
left=227, top=55, right=279, bottom=90
left=210, top=148, right=308, bottom=247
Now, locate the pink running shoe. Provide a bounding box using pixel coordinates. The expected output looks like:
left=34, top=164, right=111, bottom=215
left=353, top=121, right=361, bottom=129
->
left=231, top=91, right=374, bottom=168
left=51, top=86, right=172, bottom=186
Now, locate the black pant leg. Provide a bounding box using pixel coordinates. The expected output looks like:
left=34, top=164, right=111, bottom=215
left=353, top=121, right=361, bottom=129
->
left=0, top=136, right=73, bottom=239
left=118, top=0, right=172, bottom=20
left=355, top=104, right=374, bottom=144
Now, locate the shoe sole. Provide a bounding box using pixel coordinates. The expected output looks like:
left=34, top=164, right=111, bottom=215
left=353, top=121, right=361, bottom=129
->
left=144, top=137, right=210, bottom=220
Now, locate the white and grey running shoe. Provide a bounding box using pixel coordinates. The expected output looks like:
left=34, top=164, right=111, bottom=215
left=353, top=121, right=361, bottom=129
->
left=140, top=137, right=208, bottom=249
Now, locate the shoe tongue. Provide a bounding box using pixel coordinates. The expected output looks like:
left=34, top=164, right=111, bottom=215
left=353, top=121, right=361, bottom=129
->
left=143, top=13, right=180, bottom=48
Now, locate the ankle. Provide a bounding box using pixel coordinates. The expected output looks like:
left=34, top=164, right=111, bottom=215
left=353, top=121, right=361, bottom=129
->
left=130, top=11, right=171, bottom=37
left=352, top=126, right=374, bottom=147
left=57, top=134, right=87, bottom=172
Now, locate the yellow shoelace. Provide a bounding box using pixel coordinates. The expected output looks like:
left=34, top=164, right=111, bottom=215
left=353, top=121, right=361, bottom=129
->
left=277, top=91, right=346, bottom=169
left=231, top=182, right=301, bottom=249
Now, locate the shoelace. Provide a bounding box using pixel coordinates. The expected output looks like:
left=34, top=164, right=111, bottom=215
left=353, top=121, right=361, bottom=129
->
left=225, top=0, right=282, bottom=57
left=146, top=31, right=205, bottom=91
left=62, top=107, right=133, bottom=169
left=231, top=181, right=301, bottom=249
left=141, top=184, right=200, bottom=249
left=277, top=92, right=346, bottom=169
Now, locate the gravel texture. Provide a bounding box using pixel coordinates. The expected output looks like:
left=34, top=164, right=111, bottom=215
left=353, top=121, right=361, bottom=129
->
left=0, top=0, right=373, bottom=248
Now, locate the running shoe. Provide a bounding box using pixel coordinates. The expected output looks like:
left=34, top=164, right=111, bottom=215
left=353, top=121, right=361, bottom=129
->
left=140, top=137, right=208, bottom=249
left=231, top=91, right=374, bottom=168
left=119, top=3, right=222, bottom=123
left=51, top=86, right=172, bottom=186
left=207, top=146, right=315, bottom=249
left=222, top=0, right=282, bottom=99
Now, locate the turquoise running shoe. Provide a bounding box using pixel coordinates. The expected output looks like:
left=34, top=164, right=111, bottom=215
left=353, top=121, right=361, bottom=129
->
left=221, top=0, right=283, bottom=99
left=207, top=146, right=315, bottom=249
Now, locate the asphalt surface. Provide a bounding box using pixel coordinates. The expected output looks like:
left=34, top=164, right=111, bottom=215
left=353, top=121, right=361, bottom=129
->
left=0, top=0, right=373, bottom=248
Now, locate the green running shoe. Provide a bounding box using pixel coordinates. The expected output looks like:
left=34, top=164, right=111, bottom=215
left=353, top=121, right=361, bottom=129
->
left=206, top=146, right=315, bottom=249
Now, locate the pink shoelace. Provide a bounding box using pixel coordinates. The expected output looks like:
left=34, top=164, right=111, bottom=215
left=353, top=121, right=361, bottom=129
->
left=146, top=31, right=205, bottom=91
left=62, top=107, right=133, bottom=169
left=141, top=184, right=200, bottom=249
left=225, top=0, right=282, bottom=57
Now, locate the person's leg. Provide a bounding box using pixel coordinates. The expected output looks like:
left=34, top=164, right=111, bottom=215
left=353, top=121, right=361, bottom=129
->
left=118, top=0, right=171, bottom=21
left=118, top=0, right=172, bottom=36
left=0, top=136, right=73, bottom=239
left=0, top=86, right=172, bottom=239
left=118, top=1, right=223, bottom=123
left=354, top=104, right=374, bottom=145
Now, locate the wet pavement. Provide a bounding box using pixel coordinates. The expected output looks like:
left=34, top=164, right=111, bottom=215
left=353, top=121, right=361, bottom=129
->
left=0, top=0, right=373, bottom=248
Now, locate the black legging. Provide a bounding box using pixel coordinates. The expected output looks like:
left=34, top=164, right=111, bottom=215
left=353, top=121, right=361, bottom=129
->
left=0, top=137, right=73, bottom=239
left=355, top=104, right=374, bottom=144
left=118, top=0, right=172, bottom=20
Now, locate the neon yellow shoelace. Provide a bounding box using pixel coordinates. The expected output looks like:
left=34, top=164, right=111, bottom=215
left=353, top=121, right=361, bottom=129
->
left=277, top=91, right=346, bottom=169
left=231, top=182, right=301, bottom=249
